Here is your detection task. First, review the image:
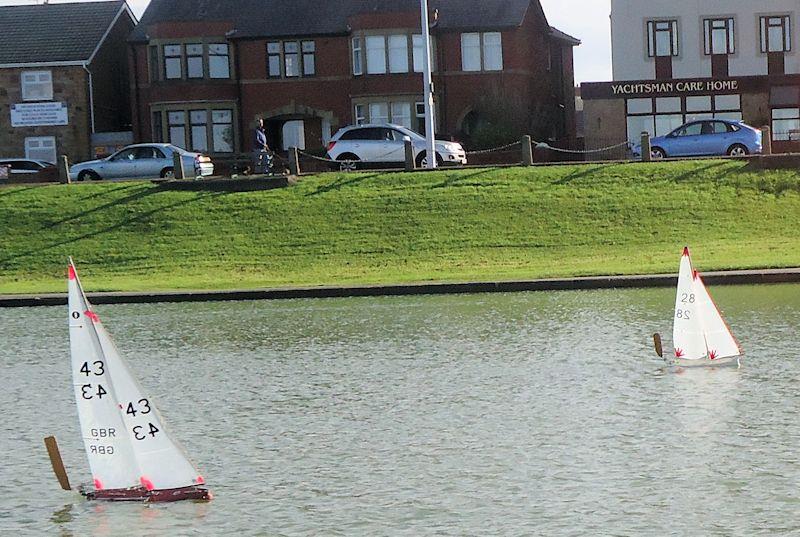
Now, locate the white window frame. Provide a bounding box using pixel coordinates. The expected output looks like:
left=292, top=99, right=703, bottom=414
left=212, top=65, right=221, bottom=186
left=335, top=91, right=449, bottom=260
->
left=461, top=32, right=502, bottom=72
left=353, top=37, right=363, bottom=75
left=24, top=136, right=56, bottom=163
left=366, top=35, right=387, bottom=74
left=21, top=70, right=53, bottom=101
left=388, top=34, right=409, bottom=73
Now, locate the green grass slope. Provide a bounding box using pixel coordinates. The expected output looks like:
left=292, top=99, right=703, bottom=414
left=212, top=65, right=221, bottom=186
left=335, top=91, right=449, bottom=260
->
left=1, top=160, right=799, bottom=293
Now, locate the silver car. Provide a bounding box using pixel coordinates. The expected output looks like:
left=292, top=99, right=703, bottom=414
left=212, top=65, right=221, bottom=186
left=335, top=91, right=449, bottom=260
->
left=326, top=124, right=467, bottom=170
left=69, top=143, right=214, bottom=181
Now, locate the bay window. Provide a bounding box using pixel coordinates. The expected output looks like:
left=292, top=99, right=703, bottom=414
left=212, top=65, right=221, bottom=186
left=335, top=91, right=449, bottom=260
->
left=354, top=33, right=434, bottom=76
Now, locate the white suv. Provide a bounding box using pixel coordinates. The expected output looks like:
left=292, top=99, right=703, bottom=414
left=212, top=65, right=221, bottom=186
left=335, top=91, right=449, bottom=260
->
left=326, top=124, right=467, bottom=170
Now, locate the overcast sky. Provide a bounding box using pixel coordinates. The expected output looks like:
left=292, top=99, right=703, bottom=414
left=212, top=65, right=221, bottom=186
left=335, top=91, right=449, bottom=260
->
left=1, top=0, right=613, bottom=83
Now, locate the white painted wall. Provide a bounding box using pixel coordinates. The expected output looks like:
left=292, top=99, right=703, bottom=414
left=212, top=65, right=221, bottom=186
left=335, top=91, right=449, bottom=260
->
left=611, top=0, right=799, bottom=80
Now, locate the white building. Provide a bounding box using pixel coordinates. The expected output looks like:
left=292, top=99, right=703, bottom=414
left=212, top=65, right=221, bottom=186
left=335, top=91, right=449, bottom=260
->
left=582, top=0, right=800, bottom=153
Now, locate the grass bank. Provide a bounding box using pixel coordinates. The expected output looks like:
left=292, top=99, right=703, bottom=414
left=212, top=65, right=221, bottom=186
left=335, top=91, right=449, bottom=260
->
left=1, top=160, right=799, bottom=294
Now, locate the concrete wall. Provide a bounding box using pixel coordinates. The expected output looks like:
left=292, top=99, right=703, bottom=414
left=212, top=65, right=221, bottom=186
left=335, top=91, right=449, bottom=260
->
left=0, top=66, right=90, bottom=162
left=612, top=0, right=799, bottom=80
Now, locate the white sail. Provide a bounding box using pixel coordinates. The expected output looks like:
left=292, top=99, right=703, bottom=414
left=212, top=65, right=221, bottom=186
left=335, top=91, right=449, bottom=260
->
left=69, top=262, right=141, bottom=491
left=671, top=247, right=742, bottom=362
left=69, top=260, right=204, bottom=492
left=693, top=274, right=742, bottom=360
left=92, top=322, right=203, bottom=491
left=672, top=248, right=709, bottom=361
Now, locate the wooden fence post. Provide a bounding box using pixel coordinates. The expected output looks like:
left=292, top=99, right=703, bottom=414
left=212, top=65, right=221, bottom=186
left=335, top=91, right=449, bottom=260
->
left=172, top=151, right=185, bottom=179
left=288, top=147, right=301, bottom=175
left=640, top=132, right=651, bottom=162
left=521, top=135, right=533, bottom=166
left=57, top=155, right=71, bottom=184
left=404, top=139, right=415, bottom=171
left=761, top=126, right=772, bottom=155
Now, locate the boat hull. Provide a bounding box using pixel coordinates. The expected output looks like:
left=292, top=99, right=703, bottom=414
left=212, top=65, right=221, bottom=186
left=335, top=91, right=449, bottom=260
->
left=81, top=485, right=211, bottom=502
left=666, top=355, right=741, bottom=368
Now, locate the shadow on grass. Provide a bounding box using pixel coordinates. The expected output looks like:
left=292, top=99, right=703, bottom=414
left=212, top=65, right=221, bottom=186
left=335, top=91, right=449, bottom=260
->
left=431, top=169, right=496, bottom=189
left=550, top=164, right=622, bottom=185
left=0, top=185, right=46, bottom=199
left=0, top=191, right=218, bottom=267
left=46, top=184, right=160, bottom=228
left=305, top=173, right=381, bottom=197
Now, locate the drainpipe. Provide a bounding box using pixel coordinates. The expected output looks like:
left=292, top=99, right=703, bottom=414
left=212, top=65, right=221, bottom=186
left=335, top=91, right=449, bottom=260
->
left=82, top=63, right=96, bottom=134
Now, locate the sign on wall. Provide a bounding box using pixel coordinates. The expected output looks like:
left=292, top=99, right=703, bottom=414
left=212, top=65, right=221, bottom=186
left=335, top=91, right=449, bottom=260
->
left=11, top=102, right=68, bottom=127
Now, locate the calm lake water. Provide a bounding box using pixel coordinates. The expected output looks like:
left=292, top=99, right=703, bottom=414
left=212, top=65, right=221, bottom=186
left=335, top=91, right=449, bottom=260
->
left=2, top=285, right=800, bottom=536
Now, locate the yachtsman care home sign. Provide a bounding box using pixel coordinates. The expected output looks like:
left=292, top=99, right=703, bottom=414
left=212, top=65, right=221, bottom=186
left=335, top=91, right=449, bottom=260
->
left=11, top=102, right=68, bottom=127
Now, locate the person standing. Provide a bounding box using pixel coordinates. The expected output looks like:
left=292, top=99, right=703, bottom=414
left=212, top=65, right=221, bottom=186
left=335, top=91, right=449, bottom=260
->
left=252, top=118, right=270, bottom=174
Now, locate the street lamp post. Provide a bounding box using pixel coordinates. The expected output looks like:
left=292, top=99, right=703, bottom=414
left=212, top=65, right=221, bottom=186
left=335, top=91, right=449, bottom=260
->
left=420, top=0, right=437, bottom=169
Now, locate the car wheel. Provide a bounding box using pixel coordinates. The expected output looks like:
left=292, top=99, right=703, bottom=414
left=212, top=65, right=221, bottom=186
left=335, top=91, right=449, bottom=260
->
left=77, top=170, right=100, bottom=181
left=650, top=147, right=666, bottom=160
left=416, top=151, right=444, bottom=168
left=337, top=154, right=360, bottom=172
left=160, top=167, right=175, bottom=179
left=727, top=144, right=749, bottom=157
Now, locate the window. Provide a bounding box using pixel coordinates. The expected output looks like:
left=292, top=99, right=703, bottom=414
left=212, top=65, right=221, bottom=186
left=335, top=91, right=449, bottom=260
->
left=483, top=32, right=503, bottom=71
left=164, top=44, right=182, bottom=79
left=168, top=111, right=187, bottom=149
left=268, top=42, right=281, bottom=77
left=353, top=37, right=363, bottom=75
left=391, top=102, right=412, bottom=128
left=761, top=16, right=792, bottom=53
left=461, top=32, right=502, bottom=71
left=461, top=33, right=481, bottom=71
left=388, top=35, right=409, bottom=73
left=282, top=120, right=306, bottom=150
left=369, top=102, right=389, bottom=124
left=284, top=42, right=300, bottom=77
left=412, top=35, right=425, bottom=72
left=772, top=108, right=800, bottom=140
left=354, top=104, right=366, bottom=125
left=187, top=44, right=204, bottom=78
left=148, top=46, right=159, bottom=83
left=25, top=137, right=56, bottom=163
left=208, top=44, right=230, bottom=78
left=366, top=36, right=387, bottom=74
left=302, top=41, right=315, bottom=75
left=212, top=110, right=234, bottom=152
left=21, top=71, right=53, bottom=101
left=190, top=110, right=208, bottom=152
left=266, top=41, right=314, bottom=78
left=647, top=20, right=679, bottom=57
left=704, top=18, right=735, bottom=55
left=152, top=111, right=163, bottom=143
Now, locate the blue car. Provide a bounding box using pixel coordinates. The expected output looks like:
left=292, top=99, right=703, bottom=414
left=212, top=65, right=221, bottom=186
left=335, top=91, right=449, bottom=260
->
left=634, top=119, right=762, bottom=159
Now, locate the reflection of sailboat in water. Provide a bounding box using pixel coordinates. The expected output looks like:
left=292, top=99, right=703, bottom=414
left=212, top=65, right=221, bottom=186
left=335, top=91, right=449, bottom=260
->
left=45, top=259, right=211, bottom=502
left=654, top=247, right=743, bottom=368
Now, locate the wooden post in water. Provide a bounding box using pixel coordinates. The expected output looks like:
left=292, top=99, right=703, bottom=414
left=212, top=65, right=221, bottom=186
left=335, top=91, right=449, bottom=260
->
left=404, top=139, right=415, bottom=171
left=521, top=135, right=533, bottom=166
left=640, top=132, right=652, bottom=162
left=57, top=155, right=71, bottom=184
left=44, top=436, right=71, bottom=491
left=172, top=151, right=185, bottom=179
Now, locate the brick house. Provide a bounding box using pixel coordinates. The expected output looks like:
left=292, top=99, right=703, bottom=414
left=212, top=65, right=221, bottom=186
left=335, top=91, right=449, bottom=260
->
left=0, top=1, right=136, bottom=164
left=129, top=0, right=579, bottom=156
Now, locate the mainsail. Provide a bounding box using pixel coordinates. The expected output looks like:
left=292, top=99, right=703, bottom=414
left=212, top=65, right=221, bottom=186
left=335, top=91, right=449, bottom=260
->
left=672, top=248, right=742, bottom=361
left=68, top=260, right=204, bottom=494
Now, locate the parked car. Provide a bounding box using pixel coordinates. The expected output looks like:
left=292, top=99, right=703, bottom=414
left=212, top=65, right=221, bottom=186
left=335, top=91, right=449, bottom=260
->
left=633, top=119, right=762, bottom=159
left=0, top=158, right=58, bottom=182
left=326, top=124, right=467, bottom=170
left=69, top=143, right=213, bottom=181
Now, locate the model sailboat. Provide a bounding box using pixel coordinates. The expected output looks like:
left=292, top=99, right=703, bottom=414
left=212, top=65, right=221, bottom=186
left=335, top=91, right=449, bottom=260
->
left=654, top=247, right=743, bottom=367
left=49, top=258, right=211, bottom=502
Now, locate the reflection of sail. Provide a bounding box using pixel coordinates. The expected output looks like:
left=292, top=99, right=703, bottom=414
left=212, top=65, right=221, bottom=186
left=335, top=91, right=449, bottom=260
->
left=670, top=367, right=740, bottom=451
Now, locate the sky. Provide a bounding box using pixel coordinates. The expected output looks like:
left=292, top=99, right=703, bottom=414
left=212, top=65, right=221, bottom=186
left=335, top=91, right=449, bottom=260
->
left=1, top=0, right=613, bottom=83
